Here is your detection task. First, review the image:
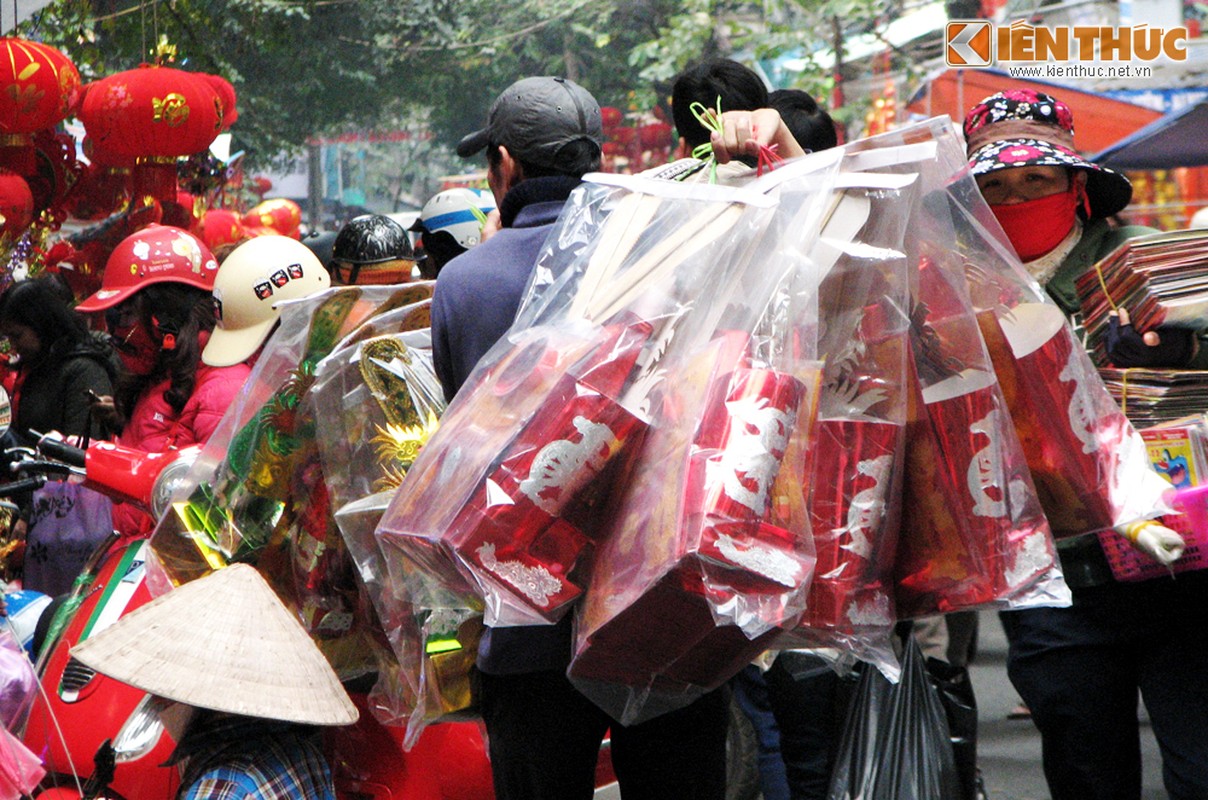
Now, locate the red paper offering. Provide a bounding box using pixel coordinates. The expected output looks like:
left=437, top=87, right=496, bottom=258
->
left=895, top=363, right=1053, bottom=618
left=800, top=418, right=902, bottom=631
left=377, top=314, right=653, bottom=626
left=977, top=303, right=1163, bottom=537
left=571, top=333, right=819, bottom=711
left=450, top=376, right=646, bottom=617
left=687, top=367, right=815, bottom=592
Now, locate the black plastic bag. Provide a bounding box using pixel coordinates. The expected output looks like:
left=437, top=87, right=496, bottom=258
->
left=926, top=657, right=979, bottom=800
left=826, top=637, right=963, bottom=800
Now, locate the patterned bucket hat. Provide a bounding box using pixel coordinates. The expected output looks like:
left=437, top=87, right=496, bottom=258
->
left=963, top=89, right=1132, bottom=219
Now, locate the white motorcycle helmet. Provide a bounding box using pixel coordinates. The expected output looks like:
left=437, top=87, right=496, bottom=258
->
left=202, top=236, right=331, bottom=367
left=415, top=188, right=496, bottom=249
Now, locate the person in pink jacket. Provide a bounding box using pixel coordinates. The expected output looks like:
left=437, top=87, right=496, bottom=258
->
left=76, top=224, right=251, bottom=539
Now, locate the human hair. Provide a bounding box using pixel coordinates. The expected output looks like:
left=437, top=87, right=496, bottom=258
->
left=671, top=59, right=769, bottom=150
left=418, top=230, right=466, bottom=278
left=486, top=139, right=601, bottom=179
left=0, top=275, right=92, bottom=356
left=768, top=89, right=838, bottom=153
left=115, top=283, right=214, bottom=417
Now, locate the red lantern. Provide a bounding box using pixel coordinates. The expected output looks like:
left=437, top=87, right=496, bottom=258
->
left=639, top=122, right=672, bottom=150
left=27, top=128, right=81, bottom=215
left=243, top=198, right=302, bottom=239
left=0, top=38, right=81, bottom=176
left=600, top=106, right=623, bottom=129
left=202, top=74, right=238, bottom=128
left=201, top=208, right=247, bottom=251
left=0, top=170, right=33, bottom=237
left=67, top=135, right=133, bottom=221
left=611, top=127, right=636, bottom=146
left=78, top=65, right=226, bottom=202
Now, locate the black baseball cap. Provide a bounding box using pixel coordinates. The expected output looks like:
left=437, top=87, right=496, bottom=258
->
left=456, top=77, right=603, bottom=171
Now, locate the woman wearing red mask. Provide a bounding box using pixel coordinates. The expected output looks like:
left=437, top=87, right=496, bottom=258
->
left=966, top=91, right=1208, bottom=800
left=76, top=224, right=252, bottom=539
left=965, top=89, right=1208, bottom=369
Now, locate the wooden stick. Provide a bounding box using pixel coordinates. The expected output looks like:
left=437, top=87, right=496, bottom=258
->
left=569, top=193, right=663, bottom=320
left=585, top=203, right=746, bottom=322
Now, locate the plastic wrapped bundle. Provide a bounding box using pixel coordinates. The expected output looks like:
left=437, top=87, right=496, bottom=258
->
left=374, top=170, right=804, bottom=633
left=569, top=331, right=822, bottom=723
left=146, top=285, right=436, bottom=679
left=904, top=117, right=1170, bottom=541
left=777, top=148, right=922, bottom=669
left=277, top=320, right=447, bottom=691
left=564, top=160, right=867, bottom=724
left=890, top=249, right=1052, bottom=618
left=978, top=302, right=1170, bottom=537
left=376, top=314, right=653, bottom=630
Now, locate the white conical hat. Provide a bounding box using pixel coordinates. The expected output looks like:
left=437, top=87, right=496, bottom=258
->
left=70, top=564, right=358, bottom=726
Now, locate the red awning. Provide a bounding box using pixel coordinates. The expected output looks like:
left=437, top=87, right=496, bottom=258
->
left=906, top=69, right=1161, bottom=153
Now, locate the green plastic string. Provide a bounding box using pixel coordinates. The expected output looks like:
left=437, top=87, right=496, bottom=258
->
left=689, top=97, right=725, bottom=184
left=469, top=204, right=489, bottom=228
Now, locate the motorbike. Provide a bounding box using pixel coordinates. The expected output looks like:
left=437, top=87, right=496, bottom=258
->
left=3, top=424, right=778, bottom=800
left=12, top=434, right=506, bottom=800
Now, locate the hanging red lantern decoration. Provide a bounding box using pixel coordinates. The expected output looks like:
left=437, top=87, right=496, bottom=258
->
left=0, top=170, right=33, bottom=237
left=0, top=38, right=81, bottom=176
left=243, top=198, right=302, bottom=239
left=638, top=121, right=673, bottom=150
left=26, top=128, right=81, bottom=217
left=78, top=65, right=231, bottom=203
left=202, top=74, right=238, bottom=128
left=200, top=208, right=246, bottom=252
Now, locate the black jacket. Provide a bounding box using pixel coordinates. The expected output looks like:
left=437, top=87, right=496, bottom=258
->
left=13, top=332, right=117, bottom=445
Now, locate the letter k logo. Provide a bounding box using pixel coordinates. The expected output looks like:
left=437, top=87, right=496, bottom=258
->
left=946, top=21, right=993, bottom=67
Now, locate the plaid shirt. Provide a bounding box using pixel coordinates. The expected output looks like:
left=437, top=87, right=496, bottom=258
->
left=172, top=714, right=336, bottom=800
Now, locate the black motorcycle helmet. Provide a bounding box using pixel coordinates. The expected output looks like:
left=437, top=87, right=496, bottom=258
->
left=329, top=214, right=416, bottom=284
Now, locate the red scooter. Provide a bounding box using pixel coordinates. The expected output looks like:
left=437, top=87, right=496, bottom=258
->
left=16, top=436, right=505, bottom=800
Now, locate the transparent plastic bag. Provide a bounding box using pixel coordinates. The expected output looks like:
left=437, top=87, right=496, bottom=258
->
left=375, top=175, right=799, bottom=634
left=825, top=120, right=1064, bottom=620
left=905, top=119, right=1170, bottom=541
left=0, top=723, right=44, bottom=800
left=146, top=284, right=435, bottom=681
left=148, top=284, right=436, bottom=589
left=0, top=631, right=35, bottom=730
left=774, top=148, right=922, bottom=674
left=565, top=159, right=857, bottom=724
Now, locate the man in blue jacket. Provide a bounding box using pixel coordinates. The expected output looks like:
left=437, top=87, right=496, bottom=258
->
left=432, top=76, right=730, bottom=800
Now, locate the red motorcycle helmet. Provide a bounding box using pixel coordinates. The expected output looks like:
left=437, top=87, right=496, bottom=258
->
left=76, top=224, right=219, bottom=313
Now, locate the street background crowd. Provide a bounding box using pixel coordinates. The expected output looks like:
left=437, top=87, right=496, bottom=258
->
left=0, top=6, right=1206, bottom=799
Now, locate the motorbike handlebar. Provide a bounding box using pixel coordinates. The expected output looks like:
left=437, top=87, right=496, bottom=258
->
left=15, top=459, right=78, bottom=477
left=32, top=433, right=87, bottom=468
left=0, top=475, right=46, bottom=497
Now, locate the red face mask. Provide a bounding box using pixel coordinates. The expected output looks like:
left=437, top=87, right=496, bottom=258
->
left=990, top=184, right=1080, bottom=262
left=112, top=319, right=160, bottom=376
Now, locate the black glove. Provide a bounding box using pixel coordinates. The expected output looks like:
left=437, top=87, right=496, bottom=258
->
left=1106, top=316, right=1196, bottom=368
